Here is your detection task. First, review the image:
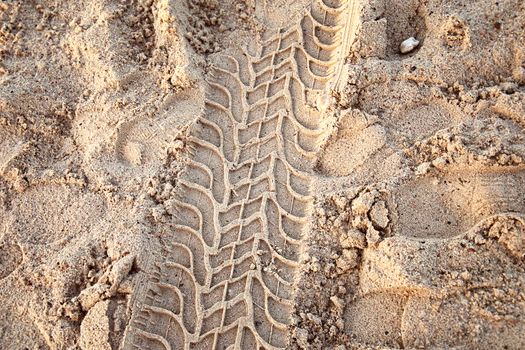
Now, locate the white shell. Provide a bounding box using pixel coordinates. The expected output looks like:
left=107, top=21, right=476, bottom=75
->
left=400, top=37, right=420, bottom=54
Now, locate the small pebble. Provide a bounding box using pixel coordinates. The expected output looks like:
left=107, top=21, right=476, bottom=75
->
left=400, top=37, right=420, bottom=54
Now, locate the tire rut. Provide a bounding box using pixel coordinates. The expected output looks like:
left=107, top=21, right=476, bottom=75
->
left=123, top=1, right=360, bottom=349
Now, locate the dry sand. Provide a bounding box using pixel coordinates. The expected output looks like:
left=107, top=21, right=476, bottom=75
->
left=0, top=0, right=524, bottom=349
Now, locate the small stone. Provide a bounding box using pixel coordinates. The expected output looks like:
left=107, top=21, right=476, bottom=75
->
left=400, top=37, right=420, bottom=54
left=369, top=201, right=389, bottom=229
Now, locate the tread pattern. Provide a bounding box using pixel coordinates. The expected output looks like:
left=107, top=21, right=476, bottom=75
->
left=123, top=1, right=356, bottom=349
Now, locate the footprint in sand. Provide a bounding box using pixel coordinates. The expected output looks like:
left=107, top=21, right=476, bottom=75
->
left=344, top=167, right=525, bottom=349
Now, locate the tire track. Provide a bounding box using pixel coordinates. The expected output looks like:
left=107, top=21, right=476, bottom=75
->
left=123, top=1, right=359, bottom=349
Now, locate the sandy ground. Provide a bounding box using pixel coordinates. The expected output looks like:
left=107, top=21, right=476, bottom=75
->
left=0, top=0, right=524, bottom=349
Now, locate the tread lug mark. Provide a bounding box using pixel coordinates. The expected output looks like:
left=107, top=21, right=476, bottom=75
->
left=124, top=1, right=357, bottom=349
left=160, top=264, right=198, bottom=334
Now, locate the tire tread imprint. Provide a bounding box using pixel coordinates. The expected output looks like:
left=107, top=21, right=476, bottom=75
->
left=124, top=1, right=355, bottom=349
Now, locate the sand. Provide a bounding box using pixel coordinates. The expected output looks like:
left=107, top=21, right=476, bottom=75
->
left=0, top=0, right=524, bottom=349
